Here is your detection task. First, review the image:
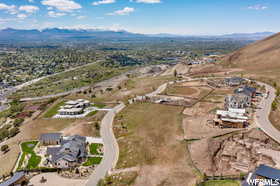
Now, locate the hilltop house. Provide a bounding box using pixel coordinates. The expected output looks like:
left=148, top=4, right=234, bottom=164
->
left=225, top=94, right=252, bottom=109
left=225, top=77, right=246, bottom=87
left=215, top=108, right=249, bottom=128
left=58, top=99, right=91, bottom=116
left=46, top=135, right=87, bottom=168
left=234, top=86, right=256, bottom=98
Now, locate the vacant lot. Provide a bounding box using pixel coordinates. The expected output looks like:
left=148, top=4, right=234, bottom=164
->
left=113, top=103, right=199, bottom=186
left=166, top=85, right=198, bottom=96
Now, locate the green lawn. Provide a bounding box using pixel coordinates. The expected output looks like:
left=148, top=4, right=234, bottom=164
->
left=202, top=180, right=240, bottom=186
left=93, top=103, right=106, bottom=108
left=43, top=101, right=65, bottom=118
left=90, top=143, right=104, bottom=155
left=83, top=157, right=103, bottom=166
left=17, top=141, right=41, bottom=170
left=86, top=110, right=98, bottom=117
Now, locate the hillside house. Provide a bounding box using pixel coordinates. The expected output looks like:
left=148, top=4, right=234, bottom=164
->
left=215, top=108, right=249, bottom=128
left=225, top=77, right=246, bottom=87
left=0, top=172, right=27, bottom=186
left=40, top=133, right=62, bottom=145
left=234, top=86, right=256, bottom=98
left=244, top=165, right=280, bottom=186
left=225, top=94, right=252, bottom=109
left=46, top=135, right=87, bottom=168
left=58, top=99, right=91, bottom=116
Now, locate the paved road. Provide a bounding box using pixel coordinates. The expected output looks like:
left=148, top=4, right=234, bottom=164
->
left=255, top=82, right=280, bottom=143
left=145, top=83, right=168, bottom=97
left=86, top=103, right=125, bottom=186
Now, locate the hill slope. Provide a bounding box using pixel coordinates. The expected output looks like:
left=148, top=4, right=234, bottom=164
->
left=225, top=32, right=280, bottom=71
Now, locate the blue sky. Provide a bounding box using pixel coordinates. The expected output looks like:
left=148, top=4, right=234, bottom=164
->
left=0, top=0, right=279, bottom=35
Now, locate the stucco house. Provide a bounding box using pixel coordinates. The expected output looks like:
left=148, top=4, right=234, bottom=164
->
left=225, top=77, right=246, bottom=87
left=225, top=94, right=251, bottom=109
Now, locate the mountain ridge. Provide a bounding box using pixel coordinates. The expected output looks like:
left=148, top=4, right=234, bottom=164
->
left=0, top=28, right=275, bottom=42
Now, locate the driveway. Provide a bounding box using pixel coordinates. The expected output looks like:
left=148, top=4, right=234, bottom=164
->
left=29, top=173, right=87, bottom=186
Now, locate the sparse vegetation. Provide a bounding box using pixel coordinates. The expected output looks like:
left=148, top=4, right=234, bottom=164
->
left=201, top=180, right=240, bottom=186
left=43, top=101, right=65, bottom=118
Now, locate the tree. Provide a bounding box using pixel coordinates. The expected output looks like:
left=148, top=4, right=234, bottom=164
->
left=9, top=127, right=20, bottom=138
left=174, top=69, right=178, bottom=78
left=13, top=118, right=24, bottom=127
left=1, top=144, right=9, bottom=153
left=272, top=101, right=278, bottom=111
left=276, top=88, right=280, bottom=97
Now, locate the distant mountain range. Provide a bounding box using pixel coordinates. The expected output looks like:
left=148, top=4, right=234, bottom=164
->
left=149, top=32, right=275, bottom=40
left=0, top=28, right=275, bottom=42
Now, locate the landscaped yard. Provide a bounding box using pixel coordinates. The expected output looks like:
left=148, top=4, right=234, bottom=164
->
left=89, top=143, right=103, bottom=155
left=43, top=101, right=65, bottom=118
left=83, top=157, right=102, bottom=166
left=17, top=141, right=41, bottom=170
left=201, top=180, right=240, bottom=186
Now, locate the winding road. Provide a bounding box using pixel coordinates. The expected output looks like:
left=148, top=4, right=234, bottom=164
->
left=86, top=103, right=125, bottom=186
left=255, top=82, right=280, bottom=143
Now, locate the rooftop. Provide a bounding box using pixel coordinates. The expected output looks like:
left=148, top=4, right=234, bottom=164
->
left=0, top=172, right=25, bottom=186
left=255, top=164, right=280, bottom=180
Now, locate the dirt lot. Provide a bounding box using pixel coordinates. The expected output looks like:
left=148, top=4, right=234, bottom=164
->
left=166, top=85, right=198, bottom=97
left=190, top=129, right=280, bottom=176
left=113, top=103, right=200, bottom=186
left=183, top=102, right=240, bottom=139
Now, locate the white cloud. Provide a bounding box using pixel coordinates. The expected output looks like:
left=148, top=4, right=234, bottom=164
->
left=41, top=0, right=81, bottom=12
left=48, top=11, right=66, bottom=17
left=92, top=0, right=115, bottom=6
left=248, top=4, right=267, bottom=10
left=28, top=0, right=34, bottom=3
left=19, top=5, right=39, bottom=13
left=17, top=14, right=28, bottom=19
left=107, top=7, right=134, bottom=16
left=130, top=0, right=160, bottom=4
left=0, top=3, right=17, bottom=15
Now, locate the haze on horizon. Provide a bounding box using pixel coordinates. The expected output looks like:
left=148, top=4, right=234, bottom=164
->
left=0, top=0, right=279, bottom=35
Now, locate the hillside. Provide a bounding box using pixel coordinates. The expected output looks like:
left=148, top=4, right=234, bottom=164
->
left=225, top=32, right=280, bottom=72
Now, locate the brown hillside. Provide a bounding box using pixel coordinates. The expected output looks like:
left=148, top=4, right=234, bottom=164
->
left=225, top=32, right=280, bottom=71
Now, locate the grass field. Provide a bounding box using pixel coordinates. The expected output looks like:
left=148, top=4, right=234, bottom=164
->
left=83, top=157, right=102, bottom=166
left=43, top=101, right=65, bottom=118
left=201, top=180, right=240, bottom=186
left=17, top=141, right=41, bottom=170
left=113, top=103, right=199, bottom=185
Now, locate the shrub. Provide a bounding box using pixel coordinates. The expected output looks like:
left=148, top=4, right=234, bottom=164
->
left=13, top=118, right=24, bottom=127
left=1, top=144, right=9, bottom=152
